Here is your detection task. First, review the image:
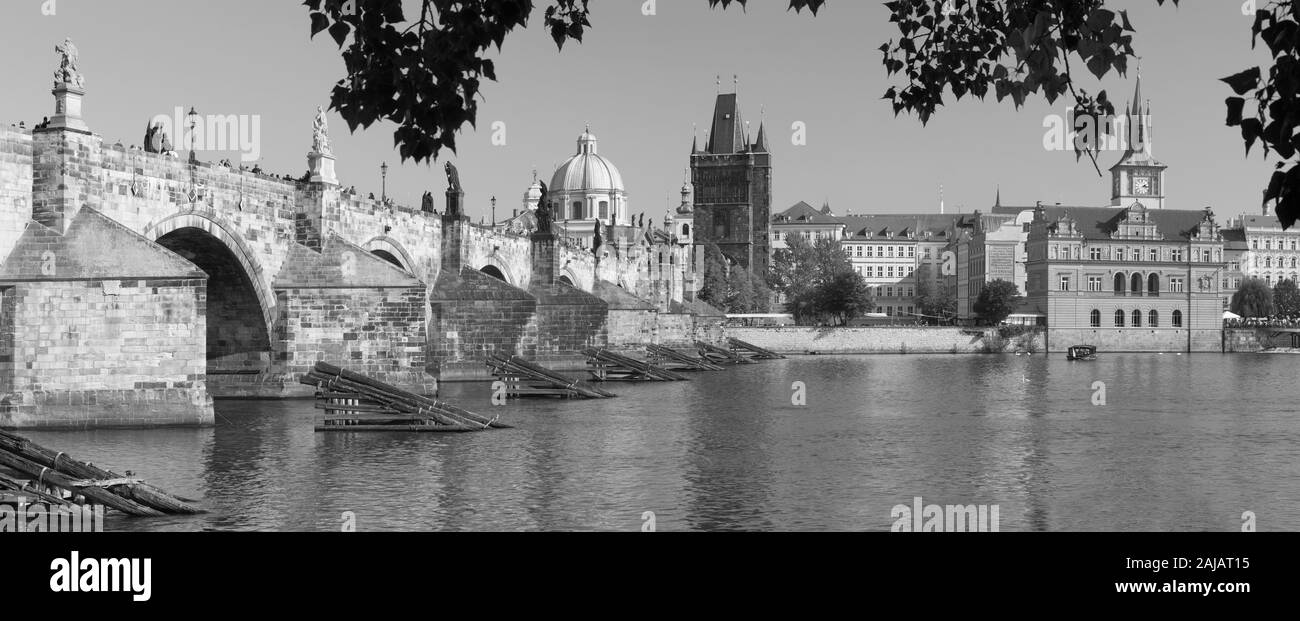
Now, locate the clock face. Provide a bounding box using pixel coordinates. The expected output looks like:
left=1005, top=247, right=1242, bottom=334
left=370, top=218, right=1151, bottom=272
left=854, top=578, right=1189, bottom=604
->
left=1133, top=176, right=1151, bottom=195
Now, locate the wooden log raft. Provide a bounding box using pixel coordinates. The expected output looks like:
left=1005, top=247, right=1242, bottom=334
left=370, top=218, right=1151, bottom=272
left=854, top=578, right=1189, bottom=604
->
left=486, top=354, right=617, bottom=399
left=645, top=344, right=725, bottom=371
left=0, top=429, right=201, bottom=516
left=727, top=337, right=787, bottom=360
left=300, top=362, right=512, bottom=431
left=695, top=341, right=754, bottom=365
left=582, top=349, right=689, bottom=382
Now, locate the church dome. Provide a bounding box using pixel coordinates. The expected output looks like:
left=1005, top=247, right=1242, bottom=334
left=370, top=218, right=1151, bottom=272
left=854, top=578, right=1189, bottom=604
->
left=549, top=129, right=625, bottom=195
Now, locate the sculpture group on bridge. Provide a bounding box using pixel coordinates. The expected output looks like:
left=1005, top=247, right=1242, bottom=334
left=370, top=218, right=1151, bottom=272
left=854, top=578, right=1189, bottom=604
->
left=142, top=122, right=174, bottom=155
left=54, top=37, right=84, bottom=89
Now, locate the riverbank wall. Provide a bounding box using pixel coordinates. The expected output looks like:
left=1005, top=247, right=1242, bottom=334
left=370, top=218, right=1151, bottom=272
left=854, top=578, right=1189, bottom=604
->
left=725, top=326, right=1044, bottom=355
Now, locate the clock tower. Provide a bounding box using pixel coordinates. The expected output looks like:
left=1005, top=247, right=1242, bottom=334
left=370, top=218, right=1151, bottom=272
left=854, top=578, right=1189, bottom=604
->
left=1110, top=71, right=1167, bottom=210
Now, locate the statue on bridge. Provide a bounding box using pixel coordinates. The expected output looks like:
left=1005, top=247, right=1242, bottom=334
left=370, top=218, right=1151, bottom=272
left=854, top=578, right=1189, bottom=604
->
left=312, top=106, right=332, bottom=156
left=143, top=121, right=173, bottom=155
left=54, top=38, right=85, bottom=89
left=535, top=181, right=553, bottom=233
left=444, top=162, right=463, bottom=193
left=444, top=162, right=464, bottom=218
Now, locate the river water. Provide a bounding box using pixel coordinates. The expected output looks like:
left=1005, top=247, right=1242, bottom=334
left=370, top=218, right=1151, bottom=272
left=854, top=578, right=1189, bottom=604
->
left=20, top=353, right=1300, bottom=531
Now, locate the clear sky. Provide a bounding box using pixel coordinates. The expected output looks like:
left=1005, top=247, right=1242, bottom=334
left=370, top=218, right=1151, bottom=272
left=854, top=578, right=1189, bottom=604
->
left=0, top=0, right=1276, bottom=224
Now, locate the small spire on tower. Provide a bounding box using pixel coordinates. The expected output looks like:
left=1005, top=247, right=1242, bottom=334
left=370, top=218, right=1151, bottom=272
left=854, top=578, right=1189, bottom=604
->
left=995, top=185, right=1001, bottom=208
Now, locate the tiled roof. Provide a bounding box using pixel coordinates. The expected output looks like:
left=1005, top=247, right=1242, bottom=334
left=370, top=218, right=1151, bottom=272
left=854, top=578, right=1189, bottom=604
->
left=840, top=214, right=955, bottom=240
left=772, top=201, right=843, bottom=225
left=1037, top=206, right=1214, bottom=241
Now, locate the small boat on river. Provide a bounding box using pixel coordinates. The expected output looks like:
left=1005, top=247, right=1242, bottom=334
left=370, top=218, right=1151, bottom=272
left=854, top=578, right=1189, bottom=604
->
left=1066, top=345, right=1098, bottom=361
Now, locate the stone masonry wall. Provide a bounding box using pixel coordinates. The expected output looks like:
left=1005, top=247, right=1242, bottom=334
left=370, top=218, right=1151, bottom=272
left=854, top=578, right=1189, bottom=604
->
left=269, top=286, right=432, bottom=397
left=0, top=128, right=34, bottom=257
left=726, top=327, right=1045, bottom=354
left=0, top=279, right=213, bottom=428
left=1045, top=327, right=1220, bottom=353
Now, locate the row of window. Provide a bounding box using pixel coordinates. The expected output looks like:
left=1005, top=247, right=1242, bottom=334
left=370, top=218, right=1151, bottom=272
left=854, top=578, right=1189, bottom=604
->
left=1070, top=246, right=1217, bottom=263
left=1257, top=256, right=1300, bottom=269
left=553, top=200, right=611, bottom=221
left=1061, top=273, right=1184, bottom=293
left=849, top=245, right=918, bottom=259
left=1089, top=309, right=1183, bottom=328
left=878, top=306, right=916, bottom=317
left=870, top=286, right=915, bottom=299
left=1261, top=273, right=1300, bottom=285
left=774, top=231, right=834, bottom=242
left=856, top=265, right=917, bottom=279
left=1252, top=238, right=1300, bottom=251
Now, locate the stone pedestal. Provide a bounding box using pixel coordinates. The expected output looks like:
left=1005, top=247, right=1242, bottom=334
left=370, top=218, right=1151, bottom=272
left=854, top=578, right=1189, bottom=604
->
left=308, top=150, right=337, bottom=185
left=48, top=84, right=89, bottom=133
left=531, top=232, right=557, bottom=286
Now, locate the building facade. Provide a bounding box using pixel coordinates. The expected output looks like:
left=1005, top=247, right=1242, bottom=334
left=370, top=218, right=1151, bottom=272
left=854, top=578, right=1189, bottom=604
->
left=1025, top=203, right=1226, bottom=352
left=1221, top=214, right=1300, bottom=288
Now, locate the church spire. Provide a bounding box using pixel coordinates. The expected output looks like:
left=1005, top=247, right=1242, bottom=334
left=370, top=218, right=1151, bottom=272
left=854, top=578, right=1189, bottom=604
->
left=994, top=185, right=1002, bottom=208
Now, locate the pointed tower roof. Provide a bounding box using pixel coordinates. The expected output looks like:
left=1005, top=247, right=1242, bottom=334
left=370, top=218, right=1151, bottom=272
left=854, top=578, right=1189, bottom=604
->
left=1112, top=65, right=1163, bottom=168
left=995, top=185, right=1002, bottom=208
left=753, top=121, right=769, bottom=152
left=707, top=93, right=747, bottom=154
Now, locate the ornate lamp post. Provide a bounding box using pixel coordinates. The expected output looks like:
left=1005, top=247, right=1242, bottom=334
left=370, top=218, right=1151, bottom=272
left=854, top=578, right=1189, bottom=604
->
left=187, top=106, right=199, bottom=162
left=380, top=162, right=388, bottom=203
left=491, top=196, right=497, bottom=229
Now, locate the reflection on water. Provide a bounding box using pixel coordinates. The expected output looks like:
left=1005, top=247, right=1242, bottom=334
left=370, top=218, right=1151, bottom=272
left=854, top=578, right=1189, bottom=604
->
left=18, top=353, right=1300, bottom=531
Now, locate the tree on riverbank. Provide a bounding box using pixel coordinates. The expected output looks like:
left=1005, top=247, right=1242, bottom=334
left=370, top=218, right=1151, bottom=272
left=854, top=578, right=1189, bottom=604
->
left=1274, top=279, right=1300, bottom=317
left=1234, top=277, right=1276, bottom=318
left=973, top=280, right=1023, bottom=326
left=914, top=277, right=957, bottom=325
left=698, top=242, right=771, bottom=313
left=770, top=235, right=872, bottom=325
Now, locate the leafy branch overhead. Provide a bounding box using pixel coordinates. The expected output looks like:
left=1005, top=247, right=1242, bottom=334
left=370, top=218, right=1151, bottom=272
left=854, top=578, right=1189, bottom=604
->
left=880, top=0, right=1178, bottom=175
left=1221, top=1, right=1300, bottom=229
left=304, top=0, right=822, bottom=164
left=308, top=0, right=1300, bottom=230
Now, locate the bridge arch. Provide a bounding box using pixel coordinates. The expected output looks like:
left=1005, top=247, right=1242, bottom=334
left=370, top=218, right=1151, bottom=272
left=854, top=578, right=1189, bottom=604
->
left=559, top=265, right=586, bottom=291
left=145, top=213, right=276, bottom=369
left=478, top=258, right=515, bottom=285
left=362, top=235, right=416, bottom=274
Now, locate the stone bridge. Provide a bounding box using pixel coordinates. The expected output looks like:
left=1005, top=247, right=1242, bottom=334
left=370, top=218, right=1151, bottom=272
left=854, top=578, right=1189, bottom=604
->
left=0, top=71, right=717, bottom=429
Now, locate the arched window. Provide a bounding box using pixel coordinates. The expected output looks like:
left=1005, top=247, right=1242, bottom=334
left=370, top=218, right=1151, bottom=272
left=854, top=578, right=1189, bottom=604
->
left=1114, top=310, right=1125, bottom=327
left=1090, top=309, right=1101, bottom=327
left=1172, top=310, right=1183, bottom=327
left=1266, top=256, right=1273, bottom=268
left=572, top=201, right=583, bottom=220
left=1131, top=273, right=1143, bottom=294
left=1114, top=273, right=1126, bottom=293
left=599, top=201, right=609, bottom=219
left=1132, top=310, right=1142, bottom=327
left=1148, top=273, right=1160, bottom=295
left=1149, top=310, right=1159, bottom=327
left=1292, top=257, right=1298, bottom=269
left=681, top=224, right=690, bottom=236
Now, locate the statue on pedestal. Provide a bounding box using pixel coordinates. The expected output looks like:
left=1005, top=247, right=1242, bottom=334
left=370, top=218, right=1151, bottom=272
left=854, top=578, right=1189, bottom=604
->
left=535, top=181, right=553, bottom=233
left=444, top=162, right=463, bottom=193
left=312, top=106, right=332, bottom=156
left=421, top=191, right=435, bottom=213
left=54, top=38, right=85, bottom=89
